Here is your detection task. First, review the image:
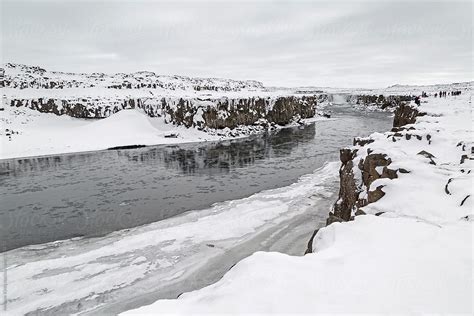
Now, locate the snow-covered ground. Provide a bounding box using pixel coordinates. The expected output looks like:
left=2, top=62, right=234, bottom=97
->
left=0, top=105, right=328, bottom=159
left=123, top=94, right=473, bottom=314
left=0, top=106, right=222, bottom=159
left=2, top=162, right=339, bottom=315
left=2, top=64, right=472, bottom=313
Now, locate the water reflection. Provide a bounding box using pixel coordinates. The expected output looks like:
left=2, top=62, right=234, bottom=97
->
left=0, top=126, right=316, bottom=178
left=120, top=126, right=315, bottom=174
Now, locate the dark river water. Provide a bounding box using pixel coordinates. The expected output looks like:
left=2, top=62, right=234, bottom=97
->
left=0, top=105, right=392, bottom=251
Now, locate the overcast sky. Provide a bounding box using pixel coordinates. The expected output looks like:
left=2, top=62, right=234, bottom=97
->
left=1, top=0, right=472, bottom=87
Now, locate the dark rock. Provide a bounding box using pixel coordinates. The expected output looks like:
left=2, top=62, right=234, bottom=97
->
left=304, top=229, right=319, bottom=255
left=417, top=150, right=437, bottom=164
left=417, top=150, right=435, bottom=159
left=368, top=185, right=385, bottom=203
left=107, top=144, right=146, bottom=150
left=393, top=102, right=425, bottom=127
left=326, top=213, right=344, bottom=225
left=333, top=149, right=359, bottom=221
left=353, top=137, right=374, bottom=147
left=164, top=133, right=179, bottom=138
left=381, top=166, right=398, bottom=179
left=340, top=148, right=357, bottom=164
left=445, top=178, right=452, bottom=195
left=360, top=153, right=392, bottom=187
left=460, top=195, right=470, bottom=206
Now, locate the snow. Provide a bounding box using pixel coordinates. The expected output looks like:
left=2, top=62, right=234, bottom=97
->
left=2, top=63, right=472, bottom=313
left=2, top=62, right=265, bottom=92
left=126, top=216, right=471, bottom=314
left=0, top=105, right=329, bottom=159
left=122, top=92, right=473, bottom=314
left=0, top=107, right=221, bottom=159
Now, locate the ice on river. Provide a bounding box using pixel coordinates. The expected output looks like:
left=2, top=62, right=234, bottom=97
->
left=2, top=162, right=339, bottom=315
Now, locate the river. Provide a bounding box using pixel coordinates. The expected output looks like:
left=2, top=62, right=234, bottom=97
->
left=0, top=104, right=392, bottom=314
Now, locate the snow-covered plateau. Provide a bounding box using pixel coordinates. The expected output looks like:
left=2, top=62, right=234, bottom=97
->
left=122, top=90, right=473, bottom=314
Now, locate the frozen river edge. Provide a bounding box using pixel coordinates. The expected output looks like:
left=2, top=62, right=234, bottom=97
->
left=123, top=94, right=473, bottom=313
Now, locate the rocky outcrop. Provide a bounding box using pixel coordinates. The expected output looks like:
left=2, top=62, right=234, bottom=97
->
left=9, top=95, right=319, bottom=130
left=326, top=150, right=398, bottom=228
left=330, top=148, right=358, bottom=223
left=347, top=94, right=414, bottom=110
left=306, top=98, right=424, bottom=254
left=393, top=102, right=426, bottom=127
left=356, top=94, right=413, bottom=110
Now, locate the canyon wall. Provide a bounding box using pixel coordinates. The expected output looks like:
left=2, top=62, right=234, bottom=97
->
left=346, top=94, right=414, bottom=110
left=8, top=95, right=321, bottom=130
left=2, top=63, right=328, bottom=130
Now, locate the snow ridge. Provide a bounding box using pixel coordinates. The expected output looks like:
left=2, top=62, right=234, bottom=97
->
left=1, top=63, right=264, bottom=92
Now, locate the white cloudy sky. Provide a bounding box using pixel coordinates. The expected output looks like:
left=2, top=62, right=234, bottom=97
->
left=1, top=0, right=472, bottom=87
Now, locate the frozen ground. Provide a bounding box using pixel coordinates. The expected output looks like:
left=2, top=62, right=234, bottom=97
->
left=1, top=162, right=339, bottom=315
left=123, top=94, right=473, bottom=314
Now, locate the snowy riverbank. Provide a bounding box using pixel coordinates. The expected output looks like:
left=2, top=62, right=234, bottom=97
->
left=123, top=94, right=473, bottom=314
left=0, top=105, right=329, bottom=160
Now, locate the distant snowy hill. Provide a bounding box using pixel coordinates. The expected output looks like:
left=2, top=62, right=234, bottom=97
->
left=383, top=82, right=473, bottom=94
left=1, top=63, right=264, bottom=92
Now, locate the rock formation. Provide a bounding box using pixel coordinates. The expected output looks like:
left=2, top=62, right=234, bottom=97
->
left=9, top=95, right=319, bottom=129
left=350, top=94, right=414, bottom=110
left=306, top=100, right=424, bottom=254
